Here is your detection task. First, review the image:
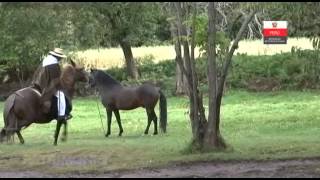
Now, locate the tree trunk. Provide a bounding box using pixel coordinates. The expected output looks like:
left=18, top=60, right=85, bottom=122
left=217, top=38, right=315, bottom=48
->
left=174, top=2, right=197, bottom=139
left=175, top=62, right=189, bottom=95
left=204, top=2, right=224, bottom=149
left=189, top=3, right=207, bottom=147
left=204, top=5, right=257, bottom=149
left=171, top=2, right=256, bottom=151
left=119, top=40, right=139, bottom=80
left=169, top=18, right=189, bottom=95
left=104, top=12, right=139, bottom=80
left=174, top=2, right=208, bottom=148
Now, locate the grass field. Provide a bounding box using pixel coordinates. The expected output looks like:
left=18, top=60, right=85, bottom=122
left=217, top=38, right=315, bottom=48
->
left=75, top=37, right=314, bottom=70
left=0, top=90, right=320, bottom=174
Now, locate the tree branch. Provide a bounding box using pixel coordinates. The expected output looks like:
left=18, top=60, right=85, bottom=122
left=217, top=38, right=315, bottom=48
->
left=174, top=2, right=193, bottom=90
left=254, top=13, right=263, bottom=38
left=169, top=3, right=189, bottom=79
left=216, top=6, right=228, bottom=31
left=217, top=10, right=257, bottom=105
left=190, top=2, right=202, bottom=129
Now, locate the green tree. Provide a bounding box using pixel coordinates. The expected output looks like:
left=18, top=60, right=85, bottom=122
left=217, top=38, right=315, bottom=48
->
left=0, top=3, right=67, bottom=84
left=93, top=2, right=161, bottom=80
left=0, top=2, right=104, bottom=83
left=172, top=2, right=256, bottom=150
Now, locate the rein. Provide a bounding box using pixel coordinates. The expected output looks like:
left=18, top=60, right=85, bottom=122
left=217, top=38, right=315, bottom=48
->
left=95, top=91, right=106, bottom=135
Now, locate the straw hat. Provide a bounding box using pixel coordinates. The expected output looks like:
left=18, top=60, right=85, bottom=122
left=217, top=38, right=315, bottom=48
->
left=49, top=48, right=67, bottom=58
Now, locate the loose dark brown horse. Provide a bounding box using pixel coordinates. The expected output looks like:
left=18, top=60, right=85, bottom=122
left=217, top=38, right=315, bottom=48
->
left=0, top=60, right=89, bottom=145
left=88, top=69, right=167, bottom=137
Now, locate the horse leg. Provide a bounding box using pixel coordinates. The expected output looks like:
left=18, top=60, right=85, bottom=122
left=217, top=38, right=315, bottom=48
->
left=2, top=129, right=12, bottom=144
left=54, top=120, right=63, bottom=146
left=61, top=122, right=67, bottom=142
left=0, top=128, right=5, bottom=143
left=7, top=132, right=13, bottom=144
left=114, top=110, right=123, bottom=136
left=105, top=108, right=112, bottom=137
left=16, top=131, right=24, bottom=144
left=5, top=128, right=15, bottom=144
left=152, top=109, right=158, bottom=135
left=144, top=109, right=152, bottom=135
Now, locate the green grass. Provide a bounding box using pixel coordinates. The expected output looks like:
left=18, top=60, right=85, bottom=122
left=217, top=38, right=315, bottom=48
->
left=0, top=90, right=320, bottom=174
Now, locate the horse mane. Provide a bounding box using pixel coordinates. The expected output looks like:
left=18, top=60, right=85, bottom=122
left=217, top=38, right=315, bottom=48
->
left=94, top=69, right=121, bottom=87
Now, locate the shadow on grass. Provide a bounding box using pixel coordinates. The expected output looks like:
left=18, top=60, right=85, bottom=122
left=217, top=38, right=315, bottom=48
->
left=103, top=133, right=167, bottom=140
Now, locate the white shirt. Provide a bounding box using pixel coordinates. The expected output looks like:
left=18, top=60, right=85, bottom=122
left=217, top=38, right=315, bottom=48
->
left=42, top=55, right=58, bottom=67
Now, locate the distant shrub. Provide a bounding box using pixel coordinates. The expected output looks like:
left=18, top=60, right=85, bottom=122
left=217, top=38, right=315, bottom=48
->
left=229, top=49, right=320, bottom=90
left=104, top=49, right=320, bottom=96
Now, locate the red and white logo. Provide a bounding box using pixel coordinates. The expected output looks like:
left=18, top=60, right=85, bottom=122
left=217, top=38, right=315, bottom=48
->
left=263, top=21, right=287, bottom=37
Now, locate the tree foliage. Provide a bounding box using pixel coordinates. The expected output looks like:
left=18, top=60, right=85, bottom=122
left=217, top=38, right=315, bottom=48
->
left=1, top=2, right=320, bottom=83
left=93, top=2, right=164, bottom=47
left=0, top=2, right=171, bottom=82
left=0, top=3, right=67, bottom=82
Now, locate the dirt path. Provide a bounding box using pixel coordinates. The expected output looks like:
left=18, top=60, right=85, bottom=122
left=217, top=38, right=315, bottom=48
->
left=1, top=158, right=320, bottom=178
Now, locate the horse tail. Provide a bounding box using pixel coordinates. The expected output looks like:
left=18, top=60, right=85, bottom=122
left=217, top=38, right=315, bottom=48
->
left=159, top=90, right=167, bottom=133
left=1, top=94, right=17, bottom=141
left=3, top=94, right=16, bottom=127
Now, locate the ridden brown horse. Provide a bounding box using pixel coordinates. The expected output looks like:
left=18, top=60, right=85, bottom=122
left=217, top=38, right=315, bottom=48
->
left=0, top=60, right=89, bottom=145
left=88, top=69, right=167, bottom=137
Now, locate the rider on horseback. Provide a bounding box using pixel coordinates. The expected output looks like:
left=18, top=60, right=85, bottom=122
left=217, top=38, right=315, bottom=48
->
left=32, top=48, right=72, bottom=122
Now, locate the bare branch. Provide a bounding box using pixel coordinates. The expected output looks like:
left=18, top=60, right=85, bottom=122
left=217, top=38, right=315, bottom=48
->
left=216, top=7, right=228, bottom=31
left=248, top=23, right=254, bottom=39
left=174, top=2, right=193, bottom=89
left=168, top=3, right=189, bottom=78
left=255, top=14, right=263, bottom=38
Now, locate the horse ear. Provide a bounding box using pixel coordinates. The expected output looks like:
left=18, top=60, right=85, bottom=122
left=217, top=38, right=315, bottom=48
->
left=70, top=59, right=76, bottom=67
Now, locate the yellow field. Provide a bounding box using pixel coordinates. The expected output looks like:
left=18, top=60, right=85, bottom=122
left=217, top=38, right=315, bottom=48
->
left=235, top=37, right=313, bottom=56
left=75, top=46, right=194, bottom=70
left=75, top=37, right=313, bottom=70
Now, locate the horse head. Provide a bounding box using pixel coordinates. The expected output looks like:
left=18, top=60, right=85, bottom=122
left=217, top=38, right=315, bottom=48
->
left=70, top=59, right=89, bottom=83
left=88, top=68, right=121, bottom=90
left=60, top=60, right=88, bottom=85
left=38, top=60, right=88, bottom=108
left=88, top=68, right=98, bottom=88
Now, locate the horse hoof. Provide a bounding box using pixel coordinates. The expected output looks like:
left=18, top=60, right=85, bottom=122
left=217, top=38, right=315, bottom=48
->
left=153, top=132, right=158, bottom=135
left=61, top=137, right=67, bottom=142
left=105, top=134, right=110, bottom=137
left=144, top=131, right=148, bottom=135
